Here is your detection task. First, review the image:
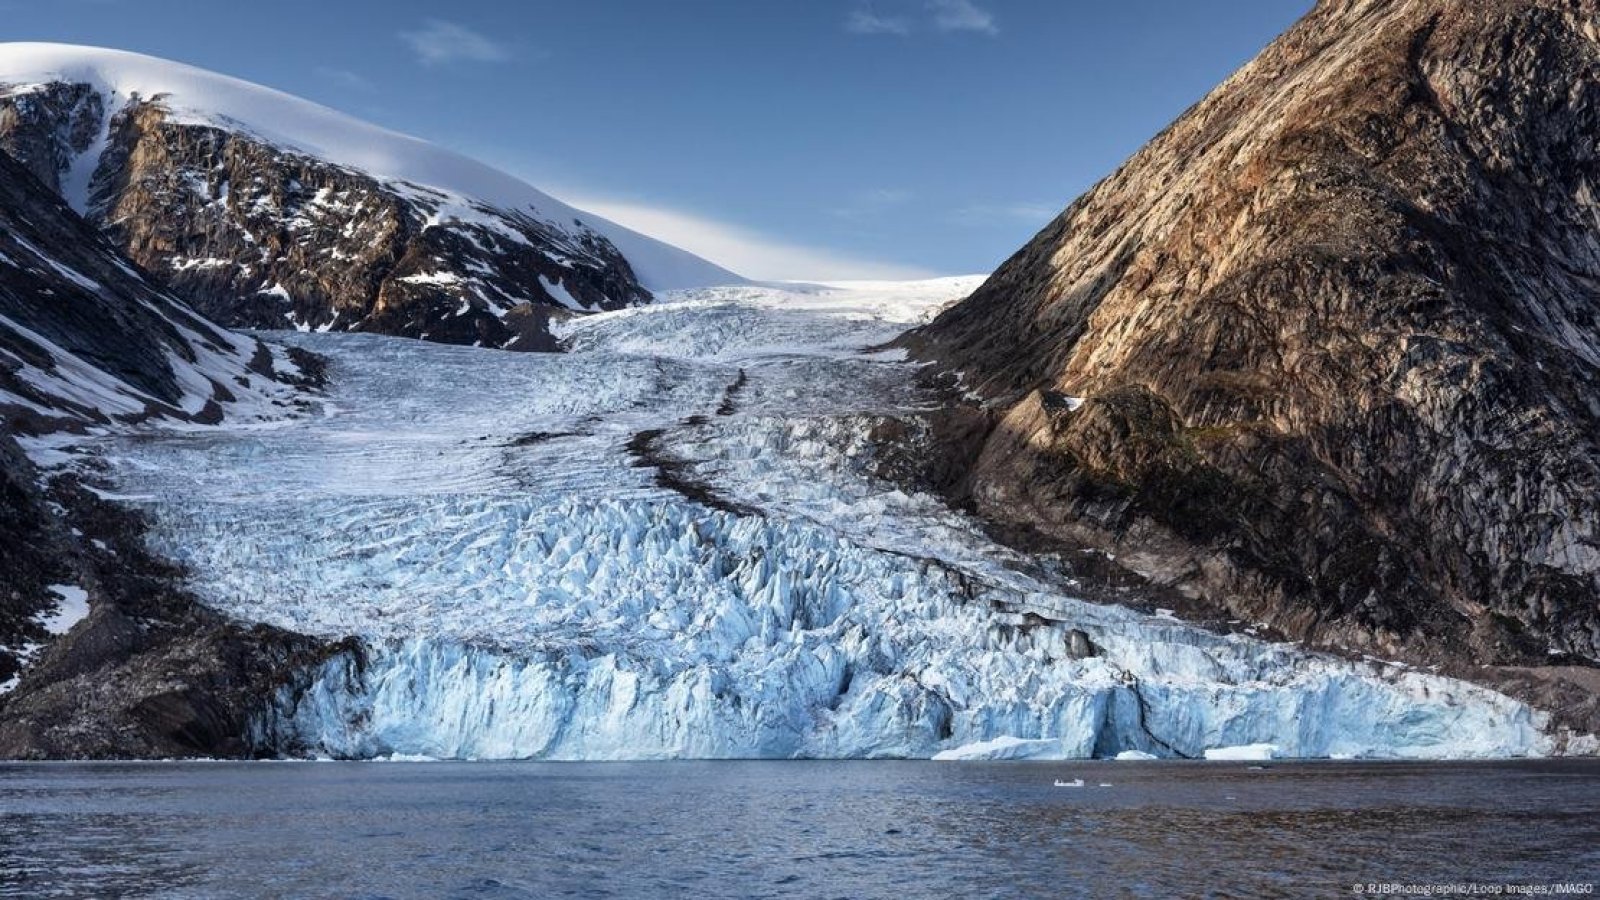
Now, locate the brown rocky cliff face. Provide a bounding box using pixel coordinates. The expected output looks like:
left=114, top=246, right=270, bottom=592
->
left=908, top=0, right=1600, bottom=686
left=87, top=102, right=414, bottom=332
left=0, top=88, right=651, bottom=349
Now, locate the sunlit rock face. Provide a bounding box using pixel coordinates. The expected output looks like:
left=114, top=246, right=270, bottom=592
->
left=905, top=0, right=1600, bottom=723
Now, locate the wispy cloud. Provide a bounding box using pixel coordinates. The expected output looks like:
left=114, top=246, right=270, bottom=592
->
left=929, top=0, right=999, bottom=35
left=400, top=19, right=511, bottom=66
left=314, top=67, right=376, bottom=93
left=845, top=0, right=998, bottom=37
left=953, top=201, right=1057, bottom=223
left=553, top=191, right=938, bottom=282
left=830, top=188, right=915, bottom=219
left=845, top=9, right=911, bottom=35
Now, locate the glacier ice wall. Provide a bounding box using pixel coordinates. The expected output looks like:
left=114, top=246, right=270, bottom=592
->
left=246, top=496, right=1543, bottom=760
left=86, top=281, right=1551, bottom=760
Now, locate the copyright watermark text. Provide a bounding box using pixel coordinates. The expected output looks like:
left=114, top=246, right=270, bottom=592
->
left=1352, top=885, right=1594, bottom=897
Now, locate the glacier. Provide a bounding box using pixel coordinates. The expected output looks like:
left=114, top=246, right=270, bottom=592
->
left=75, top=277, right=1551, bottom=760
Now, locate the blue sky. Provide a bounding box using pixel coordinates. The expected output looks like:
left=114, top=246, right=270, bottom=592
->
left=7, top=0, right=1310, bottom=279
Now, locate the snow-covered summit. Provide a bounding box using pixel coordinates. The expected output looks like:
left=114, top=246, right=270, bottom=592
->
left=0, top=43, right=741, bottom=294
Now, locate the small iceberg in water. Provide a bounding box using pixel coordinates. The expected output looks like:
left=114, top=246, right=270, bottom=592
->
left=932, top=736, right=1063, bottom=761
left=1204, top=743, right=1282, bottom=761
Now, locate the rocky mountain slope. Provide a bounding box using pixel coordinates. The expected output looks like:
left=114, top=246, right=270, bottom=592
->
left=905, top=0, right=1600, bottom=725
left=0, top=145, right=327, bottom=757
left=0, top=44, right=742, bottom=349
left=0, top=143, right=310, bottom=433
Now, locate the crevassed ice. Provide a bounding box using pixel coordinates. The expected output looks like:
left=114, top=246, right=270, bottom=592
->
left=97, top=280, right=1548, bottom=760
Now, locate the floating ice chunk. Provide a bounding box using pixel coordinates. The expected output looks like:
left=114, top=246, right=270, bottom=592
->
left=1204, top=743, right=1281, bottom=761
left=1114, top=750, right=1159, bottom=761
left=933, top=736, right=1066, bottom=761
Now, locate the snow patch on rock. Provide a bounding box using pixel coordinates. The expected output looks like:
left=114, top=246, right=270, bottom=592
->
left=40, top=584, right=89, bottom=635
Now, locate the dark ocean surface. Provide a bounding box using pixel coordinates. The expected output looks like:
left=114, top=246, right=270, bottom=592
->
left=3, top=759, right=1597, bottom=898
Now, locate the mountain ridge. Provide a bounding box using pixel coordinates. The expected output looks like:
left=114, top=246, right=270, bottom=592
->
left=0, top=43, right=743, bottom=348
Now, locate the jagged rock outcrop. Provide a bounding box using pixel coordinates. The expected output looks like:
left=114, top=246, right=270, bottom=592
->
left=0, top=45, right=743, bottom=349
left=0, top=145, right=327, bottom=756
left=906, top=0, right=1600, bottom=702
left=0, top=80, right=101, bottom=194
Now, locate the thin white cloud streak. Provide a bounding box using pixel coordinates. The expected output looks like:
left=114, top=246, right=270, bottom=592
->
left=953, top=201, right=1058, bottom=223
left=400, top=20, right=511, bottom=66
left=555, top=193, right=939, bottom=282
left=845, top=0, right=999, bottom=38
left=929, top=0, right=999, bottom=35
left=845, top=9, right=912, bottom=35
left=314, top=66, right=376, bottom=92
left=829, top=187, right=915, bottom=219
